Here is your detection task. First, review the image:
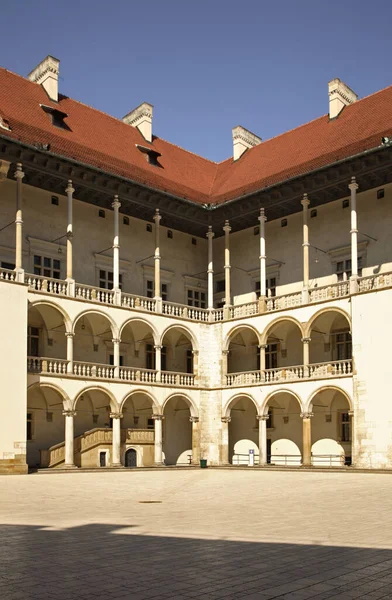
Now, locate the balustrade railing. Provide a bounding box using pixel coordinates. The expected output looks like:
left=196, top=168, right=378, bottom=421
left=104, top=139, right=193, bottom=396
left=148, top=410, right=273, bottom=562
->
left=229, top=302, right=259, bottom=319
left=125, top=429, right=155, bottom=444
left=27, top=356, right=68, bottom=374
left=73, top=361, right=115, bottom=379
left=160, top=371, right=196, bottom=386
left=358, top=271, right=392, bottom=292
left=122, top=293, right=156, bottom=312
left=0, top=267, right=16, bottom=281
left=309, top=281, right=350, bottom=303
left=210, top=308, right=224, bottom=321
left=75, top=283, right=115, bottom=305
left=119, top=366, right=157, bottom=383
left=26, top=274, right=68, bottom=295
left=163, top=300, right=209, bottom=321
left=266, top=292, right=302, bottom=312
left=225, top=360, right=352, bottom=386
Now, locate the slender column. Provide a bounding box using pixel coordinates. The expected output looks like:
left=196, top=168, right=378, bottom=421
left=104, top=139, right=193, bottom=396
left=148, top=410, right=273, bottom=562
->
left=257, top=415, right=269, bottom=466
left=192, top=350, right=199, bottom=382
left=155, top=344, right=162, bottom=382
left=112, top=338, right=120, bottom=378
left=206, top=226, right=215, bottom=310
left=112, top=195, right=121, bottom=304
left=348, top=410, right=355, bottom=467
left=65, top=180, right=75, bottom=295
left=223, top=220, right=231, bottom=306
left=349, top=177, right=359, bottom=293
left=63, top=410, right=77, bottom=468
left=153, top=209, right=162, bottom=312
left=258, top=208, right=267, bottom=312
left=301, top=412, right=313, bottom=466
left=222, top=349, right=230, bottom=384
left=190, top=416, right=200, bottom=465
left=302, top=337, right=311, bottom=377
left=152, top=414, right=164, bottom=465
left=259, top=344, right=267, bottom=382
left=221, top=416, right=231, bottom=465
left=14, top=163, right=25, bottom=282
left=110, top=412, right=123, bottom=467
left=301, top=193, right=310, bottom=304
left=66, top=332, right=74, bottom=374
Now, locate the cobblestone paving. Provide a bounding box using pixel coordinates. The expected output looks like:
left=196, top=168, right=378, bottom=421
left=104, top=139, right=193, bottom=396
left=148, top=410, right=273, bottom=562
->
left=1, top=469, right=392, bottom=599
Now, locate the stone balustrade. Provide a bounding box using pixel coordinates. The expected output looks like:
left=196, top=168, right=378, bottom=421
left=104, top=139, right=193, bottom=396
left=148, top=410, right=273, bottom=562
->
left=73, top=361, right=116, bottom=379
left=0, top=267, right=16, bottom=281
left=75, top=283, right=115, bottom=304
left=119, top=366, right=157, bottom=383
left=26, top=274, right=68, bottom=295
left=229, top=302, right=259, bottom=319
left=124, top=429, right=154, bottom=444
left=121, top=293, right=156, bottom=312
left=27, top=356, right=68, bottom=374
left=225, top=360, right=353, bottom=387
left=358, top=271, right=392, bottom=292
left=266, top=292, right=302, bottom=312
left=162, top=300, right=209, bottom=321
left=309, top=282, right=350, bottom=303
left=160, top=371, right=196, bottom=386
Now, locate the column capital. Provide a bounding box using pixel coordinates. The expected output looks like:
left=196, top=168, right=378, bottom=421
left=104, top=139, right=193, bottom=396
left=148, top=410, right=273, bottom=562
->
left=65, top=180, right=75, bottom=194
left=14, top=163, right=25, bottom=180
left=258, top=344, right=268, bottom=350
left=189, top=416, right=199, bottom=423
left=152, top=414, right=164, bottom=421
left=348, top=410, right=354, bottom=417
left=258, top=207, right=267, bottom=223
left=301, top=193, right=310, bottom=207
left=154, top=344, right=163, bottom=350
left=222, top=349, right=230, bottom=355
left=112, top=195, right=121, bottom=210
left=348, top=176, right=358, bottom=191
left=153, top=208, right=162, bottom=223
left=300, top=412, right=314, bottom=419
left=63, top=410, right=77, bottom=417
left=221, top=416, right=231, bottom=423
left=110, top=412, right=123, bottom=419
left=192, top=350, right=199, bottom=356
left=112, top=338, right=120, bottom=345
left=65, top=332, right=75, bottom=338
left=206, top=226, right=215, bottom=240
left=223, top=220, right=231, bottom=233
left=301, top=337, right=311, bottom=344
left=257, top=414, right=269, bottom=421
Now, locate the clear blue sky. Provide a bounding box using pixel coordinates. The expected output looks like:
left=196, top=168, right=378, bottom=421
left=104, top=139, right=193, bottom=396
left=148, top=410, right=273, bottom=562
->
left=1, top=0, right=391, bottom=161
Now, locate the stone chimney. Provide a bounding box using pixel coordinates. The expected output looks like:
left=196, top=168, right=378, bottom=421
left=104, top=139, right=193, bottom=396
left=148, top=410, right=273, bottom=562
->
left=328, top=78, right=358, bottom=119
left=28, top=55, right=60, bottom=102
left=123, top=102, right=153, bottom=142
left=232, top=126, right=262, bottom=161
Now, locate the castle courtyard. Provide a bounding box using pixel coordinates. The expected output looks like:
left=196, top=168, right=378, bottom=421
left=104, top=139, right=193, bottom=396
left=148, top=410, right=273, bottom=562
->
left=1, top=469, right=392, bottom=599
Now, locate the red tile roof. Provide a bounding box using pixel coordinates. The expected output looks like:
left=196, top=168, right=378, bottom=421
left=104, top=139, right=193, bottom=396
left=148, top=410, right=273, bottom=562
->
left=1, top=66, right=392, bottom=205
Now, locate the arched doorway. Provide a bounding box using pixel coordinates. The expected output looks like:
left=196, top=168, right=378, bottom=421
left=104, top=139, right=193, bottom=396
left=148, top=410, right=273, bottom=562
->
left=308, top=310, right=352, bottom=369
left=227, top=395, right=258, bottom=465
left=120, top=319, right=158, bottom=373
left=226, top=327, right=260, bottom=384
left=73, top=311, right=115, bottom=373
left=28, top=303, right=68, bottom=361
left=121, top=391, right=157, bottom=467
left=161, top=327, right=195, bottom=375
left=309, top=388, right=353, bottom=466
left=263, top=391, right=303, bottom=465
left=125, top=448, right=137, bottom=468
left=27, top=384, right=66, bottom=468
left=262, top=319, right=303, bottom=382
left=163, top=395, right=196, bottom=465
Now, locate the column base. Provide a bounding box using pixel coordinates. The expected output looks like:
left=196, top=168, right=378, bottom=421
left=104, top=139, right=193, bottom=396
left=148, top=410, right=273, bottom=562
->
left=66, top=278, right=75, bottom=297
left=154, top=297, right=163, bottom=313
left=63, top=464, right=78, bottom=469
left=15, top=268, right=24, bottom=283
left=258, top=296, right=266, bottom=313
left=113, top=288, right=122, bottom=306
left=301, top=288, right=309, bottom=304
left=111, top=462, right=123, bottom=468
left=349, top=277, right=358, bottom=293
left=153, top=462, right=165, bottom=467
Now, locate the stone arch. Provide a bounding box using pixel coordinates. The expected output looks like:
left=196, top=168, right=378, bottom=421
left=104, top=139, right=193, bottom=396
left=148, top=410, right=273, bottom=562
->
left=304, top=307, right=351, bottom=338
left=120, top=389, right=160, bottom=414
left=162, top=392, right=199, bottom=418
left=223, top=393, right=261, bottom=418
left=160, top=323, right=198, bottom=352
left=27, top=381, right=71, bottom=409
left=305, top=385, right=353, bottom=413
left=260, top=316, right=304, bottom=345
left=73, top=386, right=119, bottom=412
left=29, top=300, right=72, bottom=333
left=224, top=324, right=261, bottom=352
left=119, top=317, right=160, bottom=346
left=72, top=309, right=118, bottom=337
left=261, top=388, right=304, bottom=415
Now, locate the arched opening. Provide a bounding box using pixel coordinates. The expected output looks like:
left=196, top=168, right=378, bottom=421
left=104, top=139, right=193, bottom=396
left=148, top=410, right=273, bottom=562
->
left=161, top=327, right=194, bottom=375
left=262, top=319, right=303, bottom=382
left=125, top=448, right=137, bottom=468
left=121, top=391, right=157, bottom=467
left=227, top=395, right=258, bottom=465
left=263, top=391, right=303, bottom=466
left=163, top=395, right=194, bottom=465
left=73, top=312, right=115, bottom=374
left=310, top=388, right=353, bottom=466
left=120, top=320, right=157, bottom=374
left=73, top=388, right=115, bottom=467
left=28, top=303, right=67, bottom=362
left=308, top=310, right=352, bottom=368
left=227, top=327, right=259, bottom=376
left=27, top=384, right=66, bottom=468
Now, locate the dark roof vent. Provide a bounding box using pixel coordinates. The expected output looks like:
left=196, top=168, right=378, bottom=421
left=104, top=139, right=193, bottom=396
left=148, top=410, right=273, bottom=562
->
left=136, top=144, right=162, bottom=167
left=40, top=104, right=70, bottom=130
left=0, top=115, right=11, bottom=131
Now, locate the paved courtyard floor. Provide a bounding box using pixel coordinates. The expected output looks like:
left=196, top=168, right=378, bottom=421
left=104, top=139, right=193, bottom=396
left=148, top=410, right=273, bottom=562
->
left=1, top=469, right=392, bottom=599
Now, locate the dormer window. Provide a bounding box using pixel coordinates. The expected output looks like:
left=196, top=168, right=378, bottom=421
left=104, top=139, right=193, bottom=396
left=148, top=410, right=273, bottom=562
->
left=136, top=144, right=162, bottom=167
left=0, top=115, right=11, bottom=131
left=40, top=104, right=70, bottom=130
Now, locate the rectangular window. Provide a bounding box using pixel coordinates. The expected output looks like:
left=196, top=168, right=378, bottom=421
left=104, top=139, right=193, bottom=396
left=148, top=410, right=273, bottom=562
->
left=340, top=412, right=351, bottom=442
left=147, top=418, right=154, bottom=429
left=265, top=343, right=278, bottom=370
left=146, top=345, right=167, bottom=370
left=28, top=326, right=40, bottom=357
left=99, top=270, right=122, bottom=290
left=336, top=257, right=362, bottom=282
left=187, top=289, right=206, bottom=308
left=255, top=278, right=276, bottom=297
left=267, top=409, right=273, bottom=429
left=109, top=354, right=124, bottom=366
left=186, top=349, right=193, bottom=374
left=146, top=280, right=168, bottom=300
left=216, top=280, right=225, bottom=294
left=1, top=261, right=15, bottom=270
left=335, top=332, right=352, bottom=360
left=27, top=412, right=33, bottom=441
left=34, top=255, right=61, bottom=279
